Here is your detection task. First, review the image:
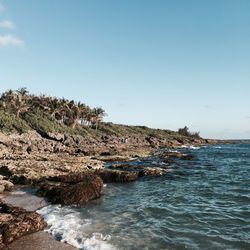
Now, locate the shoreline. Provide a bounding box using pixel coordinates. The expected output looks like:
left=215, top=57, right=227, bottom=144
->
left=0, top=187, right=77, bottom=250
left=0, top=129, right=248, bottom=248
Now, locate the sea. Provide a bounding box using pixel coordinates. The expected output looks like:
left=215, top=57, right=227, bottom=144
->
left=38, top=143, right=250, bottom=250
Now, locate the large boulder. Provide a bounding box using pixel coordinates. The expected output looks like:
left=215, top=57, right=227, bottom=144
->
left=37, top=173, right=103, bottom=205
left=0, top=200, right=47, bottom=249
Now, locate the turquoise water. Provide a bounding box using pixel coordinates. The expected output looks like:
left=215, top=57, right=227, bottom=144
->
left=39, top=143, right=250, bottom=249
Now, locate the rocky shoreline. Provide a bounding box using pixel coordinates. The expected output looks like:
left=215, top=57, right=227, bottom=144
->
left=0, top=130, right=242, bottom=249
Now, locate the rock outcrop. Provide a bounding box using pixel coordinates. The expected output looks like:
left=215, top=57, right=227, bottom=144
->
left=161, top=151, right=195, bottom=161
left=37, top=173, right=103, bottom=205
left=97, top=169, right=139, bottom=183
left=109, top=164, right=168, bottom=177
left=0, top=200, right=46, bottom=249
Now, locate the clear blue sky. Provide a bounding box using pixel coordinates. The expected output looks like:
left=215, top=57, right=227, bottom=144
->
left=0, top=0, right=249, bottom=139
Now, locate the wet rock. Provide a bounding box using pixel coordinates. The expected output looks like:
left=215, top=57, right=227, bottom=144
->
left=0, top=200, right=47, bottom=248
left=161, top=151, right=194, bottom=161
left=109, top=164, right=167, bottom=177
left=109, top=164, right=132, bottom=170
left=97, top=169, right=139, bottom=183
left=37, top=173, right=103, bottom=205
left=181, top=154, right=194, bottom=160
left=140, top=167, right=167, bottom=177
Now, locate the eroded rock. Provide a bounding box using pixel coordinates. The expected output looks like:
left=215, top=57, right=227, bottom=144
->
left=0, top=200, right=47, bottom=248
left=161, top=151, right=194, bottom=161
left=109, top=164, right=167, bottom=177
left=37, top=173, right=103, bottom=205
left=97, top=169, right=139, bottom=183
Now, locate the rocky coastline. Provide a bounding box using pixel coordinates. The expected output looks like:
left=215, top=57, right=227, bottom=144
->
left=0, top=130, right=241, bottom=249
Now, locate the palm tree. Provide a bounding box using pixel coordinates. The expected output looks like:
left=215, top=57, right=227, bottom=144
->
left=16, top=87, right=29, bottom=97
left=10, top=96, right=29, bottom=118
left=68, top=102, right=87, bottom=129
left=91, top=107, right=106, bottom=130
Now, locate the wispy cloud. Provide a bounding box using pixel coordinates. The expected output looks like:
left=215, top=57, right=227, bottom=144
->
left=246, top=116, right=250, bottom=119
left=0, top=3, right=5, bottom=14
left=0, top=20, right=15, bottom=29
left=203, top=105, right=213, bottom=109
left=0, top=35, right=24, bottom=47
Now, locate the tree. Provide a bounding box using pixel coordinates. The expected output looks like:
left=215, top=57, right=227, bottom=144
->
left=178, top=126, right=200, bottom=138
left=11, top=96, right=29, bottom=118
left=16, top=87, right=29, bottom=97
left=178, top=126, right=189, bottom=136
left=91, top=107, right=106, bottom=130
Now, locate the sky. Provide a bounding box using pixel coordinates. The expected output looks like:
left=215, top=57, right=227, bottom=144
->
left=0, top=0, right=249, bottom=139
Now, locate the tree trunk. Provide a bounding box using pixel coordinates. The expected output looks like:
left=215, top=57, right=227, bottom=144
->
left=71, top=118, right=79, bottom=129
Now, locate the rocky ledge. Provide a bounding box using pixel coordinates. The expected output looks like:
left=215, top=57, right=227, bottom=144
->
left=0, top=130, right=234, bottom=248
left=0, top=200, right=47, bottom=249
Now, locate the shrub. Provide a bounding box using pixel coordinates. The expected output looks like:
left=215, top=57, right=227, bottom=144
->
left=178, top=126, right=200, bottom=138
left=0, top=111, right=30, bottom=134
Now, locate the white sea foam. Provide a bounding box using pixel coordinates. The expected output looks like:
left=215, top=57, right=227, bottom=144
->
left=181, top=145, right=200, bottom=150
left=189, top=146, right=200, bottom=150
left=168, top=149, right=180, bottom=153
left=38, top=205, right=116, bottom=250
left=11, top=190, right=27, bottom=195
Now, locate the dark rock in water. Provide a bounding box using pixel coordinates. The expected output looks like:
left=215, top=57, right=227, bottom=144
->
left=109, top=164, right=132, bottom=170
left=0, top=200, right=47, bottom=249
left=37, top=173, right=103, bottom=205
left=181, top=154, right=194, bottom=160
left=97, top=169, right=139, bottom=183
left=109, top=164, right=167, bottom=177
left=161, top=152, right=194, bottom=161
left=140, top=167, right=167, bottom=177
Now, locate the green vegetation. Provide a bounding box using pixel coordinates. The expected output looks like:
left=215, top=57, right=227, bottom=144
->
left=0, top=87, right=105, bottom=129
left=178, top=126, right=200, bottom=139
left=0, top=88, right=201, bottom=140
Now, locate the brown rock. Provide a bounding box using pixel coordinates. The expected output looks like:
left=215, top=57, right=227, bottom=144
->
left=97, top=169, right=139, bottom=183
left=109, top=164, right=167, bottom=177
left=161, top=151, right=194, bottom=161
left=0, top=180, right=14, bottom=192
left=140, top=167, right=167, bottom=177
left=48, top=172, right=99, bottom=184
left=0, top=200, right=47, bottom=248
left=37, top=173, right=103, bottom=205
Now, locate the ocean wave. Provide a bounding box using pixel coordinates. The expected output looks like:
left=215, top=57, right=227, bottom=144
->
left=180, top=145, right=201, bottom=150
left=38, top=205, right=116, bottom=250
left=189, top=146, right=201, bottom=150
